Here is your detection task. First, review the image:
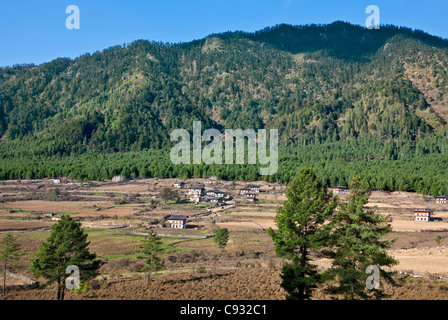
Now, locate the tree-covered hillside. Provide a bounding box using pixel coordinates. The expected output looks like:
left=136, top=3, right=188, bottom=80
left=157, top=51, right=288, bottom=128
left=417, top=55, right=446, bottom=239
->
left=1, top=21, right=448, bottom=193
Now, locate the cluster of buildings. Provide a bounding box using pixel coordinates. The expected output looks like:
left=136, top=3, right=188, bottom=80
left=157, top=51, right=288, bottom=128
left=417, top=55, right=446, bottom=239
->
left=184, top=186, right=228, bottom=204
left=167, top=183, right=448, bottom=226
left=238, top=185, right=261, bottom=201
left=163, top=182, right=265, bottom=229
left=163, top=183, right=230, bottom=229
left=412, top=195, right=447, bottom=222
left=174, top=182, right=263, bottom=204
left=327, top=186, right=448, bottom=223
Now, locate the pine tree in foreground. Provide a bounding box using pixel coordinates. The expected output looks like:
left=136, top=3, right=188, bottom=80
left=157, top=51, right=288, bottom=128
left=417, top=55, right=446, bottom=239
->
left=323, top=176, right=398, bottom=300
left=268, top=167, right=337, bottom=300
left=29, top=215, right=101, bottom=300
left=0, top=233, right=24, bottom=297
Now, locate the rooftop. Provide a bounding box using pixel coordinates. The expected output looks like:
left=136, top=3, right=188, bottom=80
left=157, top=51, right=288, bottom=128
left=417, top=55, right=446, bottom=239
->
left=167, top=214, right=188, bottom=220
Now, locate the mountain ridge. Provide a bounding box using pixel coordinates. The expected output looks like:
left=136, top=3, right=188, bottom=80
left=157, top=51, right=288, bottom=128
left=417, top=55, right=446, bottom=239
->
left=1, top=21, right=448, bottom=154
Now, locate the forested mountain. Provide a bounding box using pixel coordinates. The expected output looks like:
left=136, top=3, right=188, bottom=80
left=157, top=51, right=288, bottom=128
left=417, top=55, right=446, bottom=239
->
left=1, top=21, right=448, bottom=193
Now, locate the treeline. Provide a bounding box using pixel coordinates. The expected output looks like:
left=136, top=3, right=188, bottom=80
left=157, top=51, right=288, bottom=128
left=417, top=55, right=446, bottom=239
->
left=1, top=134, right=447, bottom=195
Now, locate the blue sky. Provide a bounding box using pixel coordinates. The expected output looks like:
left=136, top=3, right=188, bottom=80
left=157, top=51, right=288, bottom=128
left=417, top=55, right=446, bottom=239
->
left=1, top=0, right=447, bottom=67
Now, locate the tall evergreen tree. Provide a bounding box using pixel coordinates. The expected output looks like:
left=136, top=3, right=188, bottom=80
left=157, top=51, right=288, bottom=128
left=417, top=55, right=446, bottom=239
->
left=213, top=228, right=230, bottom=253
left=268, top=167, right=337, bottom=300
left=138, top=231, right=165, bottom=284
left=324, top=176, right=398, bottom=300
left=29, top=215, right=101, bottom=300
left=0, top=233, right=23, bottom=297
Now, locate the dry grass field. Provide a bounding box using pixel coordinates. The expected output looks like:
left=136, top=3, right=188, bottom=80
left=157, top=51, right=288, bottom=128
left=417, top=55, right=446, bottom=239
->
left=2, top=178, right=448, bottom=300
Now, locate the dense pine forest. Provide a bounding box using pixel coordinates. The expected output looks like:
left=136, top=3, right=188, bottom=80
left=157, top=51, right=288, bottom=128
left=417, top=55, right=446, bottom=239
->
left=1, top=21, right=448, bottom=194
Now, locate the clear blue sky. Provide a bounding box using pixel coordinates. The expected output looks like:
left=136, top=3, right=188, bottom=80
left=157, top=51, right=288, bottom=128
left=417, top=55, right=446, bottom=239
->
left=1, top=0, right=447, bottom=67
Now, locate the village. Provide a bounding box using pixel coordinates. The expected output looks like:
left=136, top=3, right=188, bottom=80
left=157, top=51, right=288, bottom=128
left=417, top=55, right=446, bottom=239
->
left=2, top=176, right=448, bottom=299
left=1, top=176, right=448, bottom=240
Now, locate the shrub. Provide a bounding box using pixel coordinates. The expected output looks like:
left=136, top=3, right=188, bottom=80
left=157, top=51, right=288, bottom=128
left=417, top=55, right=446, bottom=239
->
left=88, top=279, right=102, bottom=290
left=134, top=262, right=145, bottom=272
left=167, top=255, right=177, bottom=263
left=72, top=280, right=91, bottom=294
left=197, top=266, right=207, bottom=274
left=178, top=252, right=193, bottom=263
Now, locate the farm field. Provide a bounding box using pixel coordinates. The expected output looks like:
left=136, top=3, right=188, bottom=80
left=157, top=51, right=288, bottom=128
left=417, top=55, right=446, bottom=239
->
left=2, top=178, right=448, bottom=300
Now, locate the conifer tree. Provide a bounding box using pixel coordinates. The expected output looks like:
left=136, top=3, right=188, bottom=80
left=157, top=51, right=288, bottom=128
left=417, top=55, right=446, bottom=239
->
left=213, top=228, right=230, bottom=253
left=29, top=215, right=101, bottom=300
left=268, top=167, right=337, bottom=300
left=324, top=176, right=398, bottom=300
left=0, top=233, right=23, bottom=297
left=138, top=231, right=164, bottom=284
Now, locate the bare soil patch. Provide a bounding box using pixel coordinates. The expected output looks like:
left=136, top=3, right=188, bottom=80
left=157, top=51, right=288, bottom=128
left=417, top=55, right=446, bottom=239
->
left=0, top=219, right=53, bottom=231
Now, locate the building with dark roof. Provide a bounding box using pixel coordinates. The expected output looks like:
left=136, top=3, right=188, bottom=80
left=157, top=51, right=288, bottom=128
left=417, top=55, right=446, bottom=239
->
left=166, top=215, right=187, bottom=229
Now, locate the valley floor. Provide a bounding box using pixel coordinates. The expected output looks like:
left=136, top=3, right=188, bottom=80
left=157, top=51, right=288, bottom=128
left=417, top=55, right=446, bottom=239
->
left=1, top=177, right=448, bottom=300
